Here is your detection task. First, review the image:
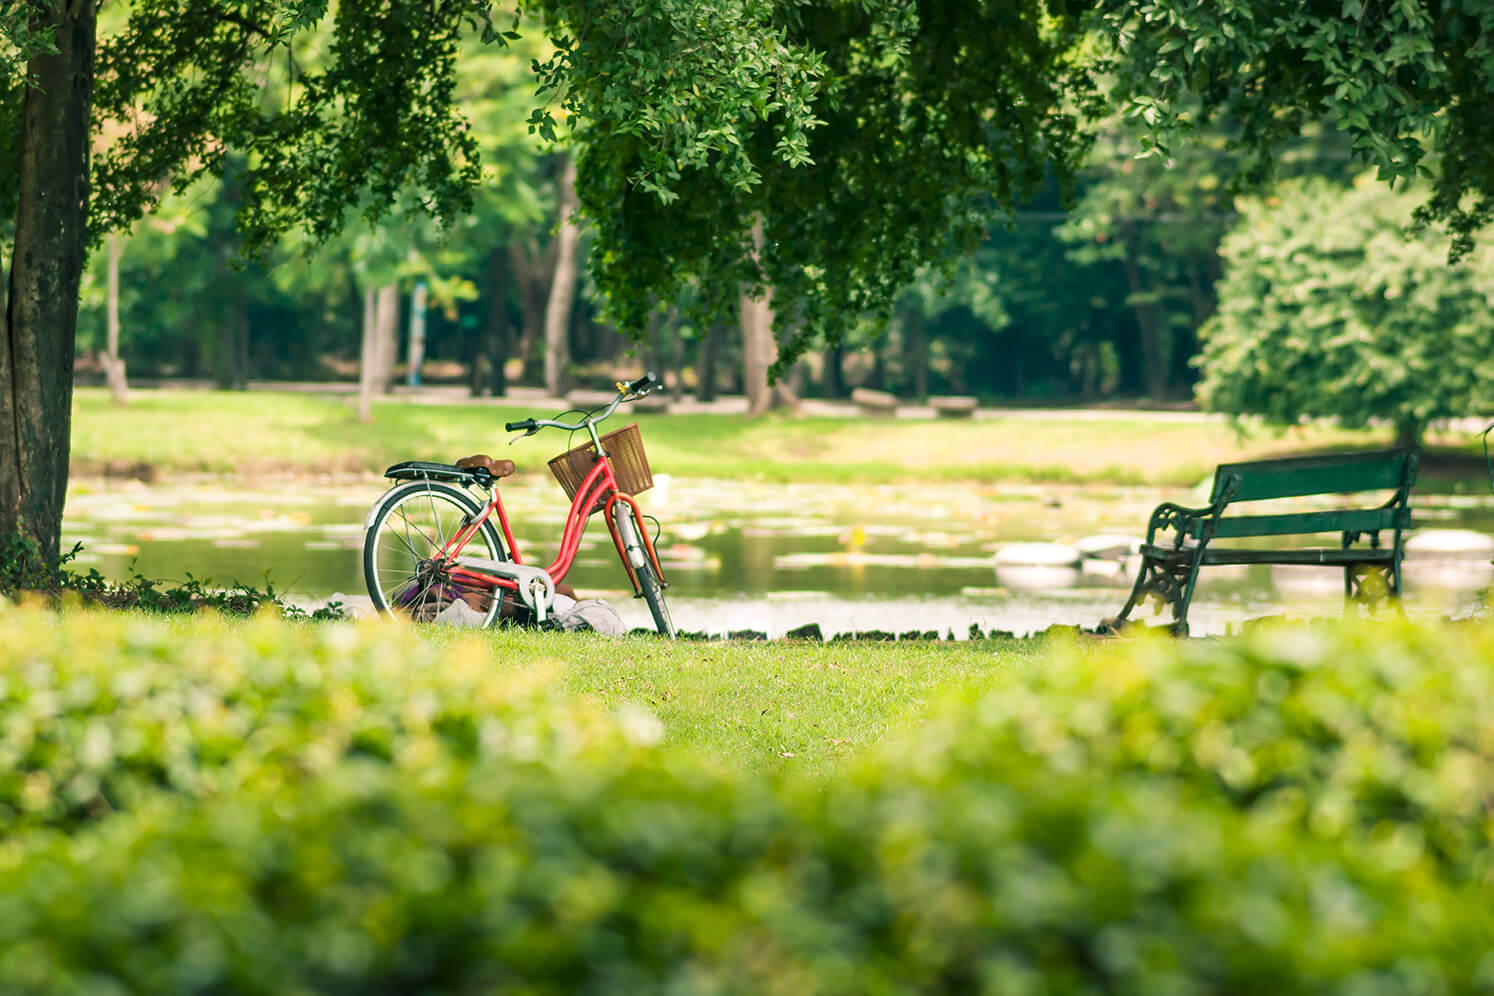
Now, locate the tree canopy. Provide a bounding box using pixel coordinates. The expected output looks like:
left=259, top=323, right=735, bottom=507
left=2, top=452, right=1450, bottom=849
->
left=530, top=0, right=1097, bottom=372
left=1096, top=0, right=1494, bottom=258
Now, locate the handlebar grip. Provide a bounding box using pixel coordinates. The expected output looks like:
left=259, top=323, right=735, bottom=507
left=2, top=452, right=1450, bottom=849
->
left=505, top=419, right=537, bottom=433
left=628, top=372, right=658, bottom=394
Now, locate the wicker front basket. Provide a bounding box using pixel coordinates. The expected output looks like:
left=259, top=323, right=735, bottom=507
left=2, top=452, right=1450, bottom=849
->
left=548, top=423, right=654, bottom=508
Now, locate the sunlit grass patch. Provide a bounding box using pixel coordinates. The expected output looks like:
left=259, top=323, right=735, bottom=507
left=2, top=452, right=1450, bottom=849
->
left=71, top=387, right=1435, bottom=487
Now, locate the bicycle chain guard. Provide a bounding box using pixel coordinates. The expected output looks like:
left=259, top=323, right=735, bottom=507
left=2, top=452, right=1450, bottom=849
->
left=455, top=556, right=556, bottom=617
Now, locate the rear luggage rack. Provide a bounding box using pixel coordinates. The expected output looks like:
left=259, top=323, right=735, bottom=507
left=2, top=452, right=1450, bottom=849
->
left=383, top=461, right=486, bottom=485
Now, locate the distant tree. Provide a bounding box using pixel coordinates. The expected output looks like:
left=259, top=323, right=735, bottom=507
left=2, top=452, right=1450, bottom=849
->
left=1198, top=178, right=1494, bottom=445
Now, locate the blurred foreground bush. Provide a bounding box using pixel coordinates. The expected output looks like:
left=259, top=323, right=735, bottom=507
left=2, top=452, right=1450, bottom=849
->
left=0, top=608, right=1489, bottom=993
left=0, top=611, right=633, bottom=832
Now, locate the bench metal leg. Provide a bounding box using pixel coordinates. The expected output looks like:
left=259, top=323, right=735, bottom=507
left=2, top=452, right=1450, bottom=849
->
left=1106, top=553, right=1200, bottom=636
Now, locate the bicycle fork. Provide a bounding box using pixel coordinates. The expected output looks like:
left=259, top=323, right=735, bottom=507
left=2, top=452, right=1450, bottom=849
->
left=606, top=496, right=667, bottom=595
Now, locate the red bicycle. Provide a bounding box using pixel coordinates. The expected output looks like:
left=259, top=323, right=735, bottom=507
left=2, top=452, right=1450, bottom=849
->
left=361, top=374, right=675, bottom=636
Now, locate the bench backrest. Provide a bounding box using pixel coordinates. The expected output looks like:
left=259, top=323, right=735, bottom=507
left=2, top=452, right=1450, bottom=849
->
left=1189, top=449, right=1417, bottom=540
left=1210, top=448, right=1418, bottom=504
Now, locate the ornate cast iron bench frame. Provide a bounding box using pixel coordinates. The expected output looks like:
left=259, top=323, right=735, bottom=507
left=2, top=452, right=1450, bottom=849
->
left=1107, top=448, right=1419, bottom=636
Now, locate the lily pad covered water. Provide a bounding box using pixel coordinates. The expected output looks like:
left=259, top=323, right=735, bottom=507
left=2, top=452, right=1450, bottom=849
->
left=63, top=476, right=1494, bottom=636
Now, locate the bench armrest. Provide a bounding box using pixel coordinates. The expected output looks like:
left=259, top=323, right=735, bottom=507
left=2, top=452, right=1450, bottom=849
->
left=1145, top=501, right=1223, bottom=549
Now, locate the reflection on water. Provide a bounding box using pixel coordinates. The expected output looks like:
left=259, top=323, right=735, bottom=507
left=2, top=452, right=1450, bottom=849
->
left=63, top=475, right=1494, bottom=637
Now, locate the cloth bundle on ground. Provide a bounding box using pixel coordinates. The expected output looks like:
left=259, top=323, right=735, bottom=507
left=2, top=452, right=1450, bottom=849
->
left=433, top=591, right=625, bottom=636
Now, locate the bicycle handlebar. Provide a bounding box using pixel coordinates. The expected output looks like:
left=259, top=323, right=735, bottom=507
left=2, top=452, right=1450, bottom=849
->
left=506, top=372, right=661, bottom=438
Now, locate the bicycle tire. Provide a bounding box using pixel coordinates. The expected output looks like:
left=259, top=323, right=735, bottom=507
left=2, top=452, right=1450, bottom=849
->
left=363, top=480, right=510, bottom=626
left=612, top=502, right=675, bottom=637
left=634, top=556, right=676, bottom=638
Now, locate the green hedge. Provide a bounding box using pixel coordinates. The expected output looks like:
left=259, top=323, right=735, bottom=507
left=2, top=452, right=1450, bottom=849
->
left=0, top=610, right=636, bottom=832
left=943, top=623, right=1494, bottom=883
left=0, top=609, right=1489, bottom=993
left=2, top=750, right=1486, bottom=994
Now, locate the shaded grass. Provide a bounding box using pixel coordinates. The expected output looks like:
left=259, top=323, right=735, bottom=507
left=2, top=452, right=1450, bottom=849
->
left=70, top=387, right=1461, bottom=487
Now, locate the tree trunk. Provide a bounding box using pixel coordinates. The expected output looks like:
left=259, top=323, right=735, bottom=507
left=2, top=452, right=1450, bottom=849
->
left=823, top=340, right=845, bottom=398
left=697, top=321, right=724, bottom=402
left=235, top=280, right=250, bottom=388
left=216, top=274, right=249, bottom=390
left=406, top=281, right=428, bottom=387
left=1394, top=419, right=1423, bottom=450
left=902, top=308, right=929, bottom=400
left=103, top=232, right=128, bottom=404
left=480, top=247, right=510, bottom=397
left=543, top=157, right=581, bottom=398
left=373, top=283, right=400, bottom=392
left=1, top=0, right=98, bottom=566
left=509, top=238, right=550, bottom=386
left=740, top=221, right=798, bottom=416
left=740, top=285, right=774, bottom=415
left=870, top=330, right=888, bottom=390
left=1122, top=225, right=1169, bottom=400
left=357, top=286, right=377, bottom=423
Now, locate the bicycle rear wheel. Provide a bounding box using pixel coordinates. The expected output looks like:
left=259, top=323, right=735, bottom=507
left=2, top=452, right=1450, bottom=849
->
left=363, top=480, right=509, bottom=626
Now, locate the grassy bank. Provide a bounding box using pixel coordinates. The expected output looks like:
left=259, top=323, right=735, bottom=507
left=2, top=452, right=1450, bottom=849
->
left=69, top=387, right=1448, bottom=487
left=2, top=606, right=1489, bottom=992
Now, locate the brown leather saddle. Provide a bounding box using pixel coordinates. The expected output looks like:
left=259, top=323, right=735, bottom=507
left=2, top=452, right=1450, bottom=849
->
left=456, top=454, right=516, bottom=479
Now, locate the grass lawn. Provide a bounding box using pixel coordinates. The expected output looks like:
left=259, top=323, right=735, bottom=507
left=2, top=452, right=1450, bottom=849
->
left=418, top=624, right=1047, bottom=777
left=71, top=386, right=1464, bottom=487
left=0, top=602, right=1053, bottom=786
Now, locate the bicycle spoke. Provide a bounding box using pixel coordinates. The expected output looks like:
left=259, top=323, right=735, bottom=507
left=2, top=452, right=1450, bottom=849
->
left=426, top=484, right=448, bottom=551
left=395, top=505, right=438, bottom=554
left=367, top=484, right=505, bottom=624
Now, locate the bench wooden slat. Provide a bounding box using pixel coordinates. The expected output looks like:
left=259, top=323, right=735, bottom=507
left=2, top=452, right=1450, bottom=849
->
left=1141, top=544, right=1398, bottom=566
left=1201, top=546, right=1396, bottom=566
left=1188, top=506, right=1408, bottom=540
left=1212, top=448, right=1415, bottom=502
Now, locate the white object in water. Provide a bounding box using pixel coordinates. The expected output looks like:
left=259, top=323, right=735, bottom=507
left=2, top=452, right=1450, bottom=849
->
left=1403, top=559, right=1494, bottom=590
left=994, top=542, right=1082, bottom=568
left=995, top=564, right=1083, bottom=590
left=1404, top=529, right=1494, bottom=560
left=994, top=543, right=1083, bottom=589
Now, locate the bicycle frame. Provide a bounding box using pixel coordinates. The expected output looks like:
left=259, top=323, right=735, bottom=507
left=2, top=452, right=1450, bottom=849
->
left=436, top=438, right=668, bottom=602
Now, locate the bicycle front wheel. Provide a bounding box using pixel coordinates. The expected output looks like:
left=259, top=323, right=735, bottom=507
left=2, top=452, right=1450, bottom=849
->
left=363, top=480, right=509, bottom=626
left=613, top=502, right=675, bottom=637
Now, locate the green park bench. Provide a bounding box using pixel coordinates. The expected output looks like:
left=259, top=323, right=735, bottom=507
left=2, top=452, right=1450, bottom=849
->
left=1106, top=448, right=1419, bottom=635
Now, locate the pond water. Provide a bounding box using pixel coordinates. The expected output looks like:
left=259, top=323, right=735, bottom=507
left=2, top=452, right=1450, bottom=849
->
left=62, top=475, right=1494, bottom=637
